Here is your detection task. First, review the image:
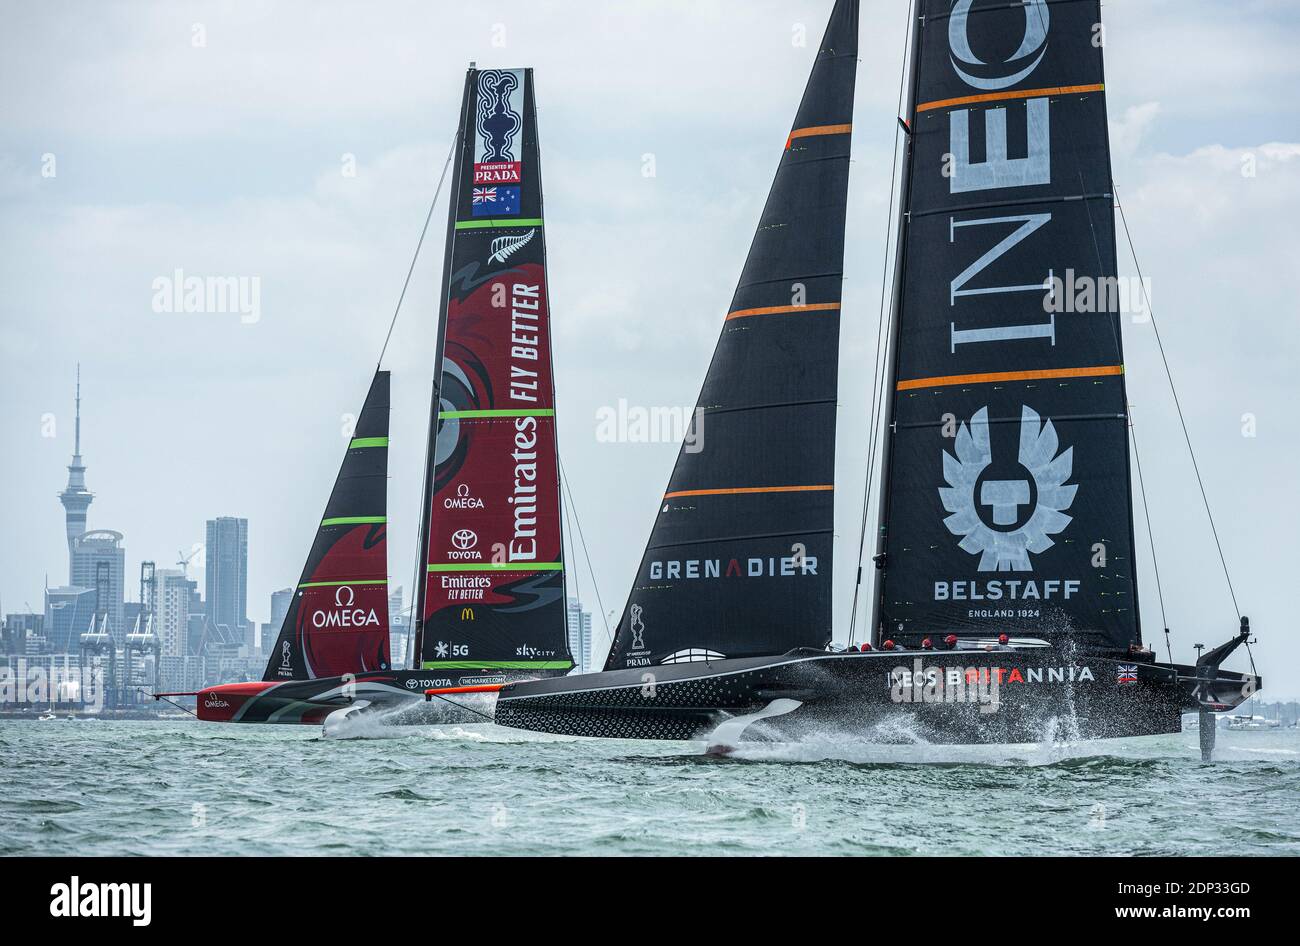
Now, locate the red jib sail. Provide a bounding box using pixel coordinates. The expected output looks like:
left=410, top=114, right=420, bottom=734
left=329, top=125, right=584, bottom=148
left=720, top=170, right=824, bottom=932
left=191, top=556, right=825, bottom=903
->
left=263, top=371, right=392, bottom=680
left=413, top=67, right=572, bottom=675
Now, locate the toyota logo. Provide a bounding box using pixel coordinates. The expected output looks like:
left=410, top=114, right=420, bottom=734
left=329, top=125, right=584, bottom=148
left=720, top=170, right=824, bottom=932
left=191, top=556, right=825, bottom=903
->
left=452, top=529, right=478, bottom=550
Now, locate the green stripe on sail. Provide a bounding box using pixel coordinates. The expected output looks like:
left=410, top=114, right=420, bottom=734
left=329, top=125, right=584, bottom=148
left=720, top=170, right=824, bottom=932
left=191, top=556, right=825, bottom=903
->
left=420, top=660, right=572, bottom=670
left=348, top=437, right=388, bottom=448
left=438, top=409, right=555, bottom=419
left=427, top=563, right=563, bottom=572
left=298, top=579, right=389, bottom=588
left=454, top=218, right=543, bottom=230
left=321, top=516, right=386, bottom=527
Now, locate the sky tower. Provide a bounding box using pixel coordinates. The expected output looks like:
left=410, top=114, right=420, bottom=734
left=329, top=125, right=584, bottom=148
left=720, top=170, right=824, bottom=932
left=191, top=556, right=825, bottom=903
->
left=58, top=364, right=93, bottom=582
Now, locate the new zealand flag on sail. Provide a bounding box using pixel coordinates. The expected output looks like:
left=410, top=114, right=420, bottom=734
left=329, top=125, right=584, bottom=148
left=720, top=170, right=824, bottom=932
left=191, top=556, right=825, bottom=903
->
left=471, top=185, right=521, bottom=217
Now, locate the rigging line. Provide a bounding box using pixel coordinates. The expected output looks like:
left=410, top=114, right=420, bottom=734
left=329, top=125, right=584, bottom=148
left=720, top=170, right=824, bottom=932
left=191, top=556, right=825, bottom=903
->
left=1129, top=417, right=1171, bottom=663
left=151, top=693, right=198, bottom=718
left=848, top=0, right=913, bottom=646
left=375, top=137, right=457, bottom=371
left=404, top=129, right=461, bottom=670
left=558, top=457, right=613, bottom=647
left=1115, top=188, right=1241, bottom=621
left=1244, top=638, right=1258, bottom=678
left=425, top=690, right=495, bottom=722
left=560, top=465, right=584, bottom=661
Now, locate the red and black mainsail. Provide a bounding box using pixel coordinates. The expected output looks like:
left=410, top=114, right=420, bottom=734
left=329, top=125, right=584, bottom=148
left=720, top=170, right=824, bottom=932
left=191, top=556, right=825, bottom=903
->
left=263, top=370, right=392, bottom=680
left=413, top=67, right=572, bottom=676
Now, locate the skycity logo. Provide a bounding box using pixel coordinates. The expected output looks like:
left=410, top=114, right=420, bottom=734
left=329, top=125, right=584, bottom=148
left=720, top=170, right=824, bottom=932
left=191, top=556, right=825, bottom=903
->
left=50, top=877, right=151, bottom=926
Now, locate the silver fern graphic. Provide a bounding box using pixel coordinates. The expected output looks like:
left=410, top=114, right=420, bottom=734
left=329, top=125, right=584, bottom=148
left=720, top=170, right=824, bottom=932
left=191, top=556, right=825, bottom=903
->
left=939, top=405, right=1076, bottom=571
left=487, top=228, right=536, bottom=264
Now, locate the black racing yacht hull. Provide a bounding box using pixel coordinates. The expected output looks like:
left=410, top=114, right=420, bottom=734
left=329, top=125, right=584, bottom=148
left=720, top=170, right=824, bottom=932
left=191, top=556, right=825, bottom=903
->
left=187, top=668, right=561, bottom=725
left=494, top=642, right=1258, bottom=745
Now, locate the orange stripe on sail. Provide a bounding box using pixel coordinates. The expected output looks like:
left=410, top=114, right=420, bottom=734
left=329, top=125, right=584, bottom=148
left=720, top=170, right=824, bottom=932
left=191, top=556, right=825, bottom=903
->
left=896, top=365, right=1124, bottom=391
left=725, top=302, right=840, bottom=321
left=785, top=123, right=852, bottom=149
left=916, top=83, right=1105, bottom=113
left=664, top=485, right=834, bottom=499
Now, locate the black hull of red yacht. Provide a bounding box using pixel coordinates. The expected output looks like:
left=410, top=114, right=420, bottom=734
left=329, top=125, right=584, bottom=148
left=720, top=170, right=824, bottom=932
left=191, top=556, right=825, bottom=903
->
left=180, top=668, right=564, bottom=725
left=494, top=640, right=1257, bottom=745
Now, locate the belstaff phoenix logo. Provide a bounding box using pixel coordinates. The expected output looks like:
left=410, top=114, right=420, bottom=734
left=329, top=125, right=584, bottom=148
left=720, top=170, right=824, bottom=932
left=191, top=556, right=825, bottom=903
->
left=939, top=405, right=1076, bottom=571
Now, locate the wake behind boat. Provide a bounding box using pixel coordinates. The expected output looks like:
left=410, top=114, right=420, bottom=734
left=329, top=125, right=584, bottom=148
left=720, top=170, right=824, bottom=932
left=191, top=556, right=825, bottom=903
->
left=489, top=0, right=1260, bottom=757
left=159, top=64, right=575, bottom=726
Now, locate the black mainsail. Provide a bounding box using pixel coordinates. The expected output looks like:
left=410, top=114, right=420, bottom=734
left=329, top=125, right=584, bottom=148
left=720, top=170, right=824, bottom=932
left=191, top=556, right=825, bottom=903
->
left=603, top=0, right=859, bottom=670
left=873, top=0, right=1139, bottom=650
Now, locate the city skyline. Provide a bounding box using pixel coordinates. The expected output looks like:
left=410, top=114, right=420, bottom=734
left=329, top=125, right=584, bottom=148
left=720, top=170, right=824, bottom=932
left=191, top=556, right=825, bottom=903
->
left=7, top=370, right=286, bottom=630
left=8, top=366, right=610, bottom=663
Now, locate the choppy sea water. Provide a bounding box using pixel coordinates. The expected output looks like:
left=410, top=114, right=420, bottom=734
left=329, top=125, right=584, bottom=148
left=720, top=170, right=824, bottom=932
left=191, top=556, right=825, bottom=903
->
left=2, top=718, right=1297, bottom=856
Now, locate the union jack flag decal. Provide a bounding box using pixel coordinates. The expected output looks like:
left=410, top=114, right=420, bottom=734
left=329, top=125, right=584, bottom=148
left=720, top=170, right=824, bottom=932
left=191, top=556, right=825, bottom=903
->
left=472, top=187, right=497, bottom=204
left=1117, top=664, right=1139, bottom=685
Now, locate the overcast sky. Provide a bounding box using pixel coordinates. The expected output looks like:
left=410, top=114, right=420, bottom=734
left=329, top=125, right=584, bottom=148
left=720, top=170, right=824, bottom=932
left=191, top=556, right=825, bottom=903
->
left=1, top=0, right=1296, bottom=695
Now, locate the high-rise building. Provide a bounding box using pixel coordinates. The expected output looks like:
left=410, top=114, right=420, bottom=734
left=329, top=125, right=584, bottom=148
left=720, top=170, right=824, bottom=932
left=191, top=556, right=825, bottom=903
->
left=3, top=613, right=44, bottom=656
left=566, top=597, right=592, bottom=674
left=205, top=517, right=248, bottom=642
left=70, top=530, right=125, bottom=640
left=269, top=587, right=292, bottom=635
left=57, top=365, right=93, bottom=581
left=151, top=568, right=193, bottom=658
left=258, top=586, right=294, bottom=655
left=44, top=586, right=95, bottom=653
